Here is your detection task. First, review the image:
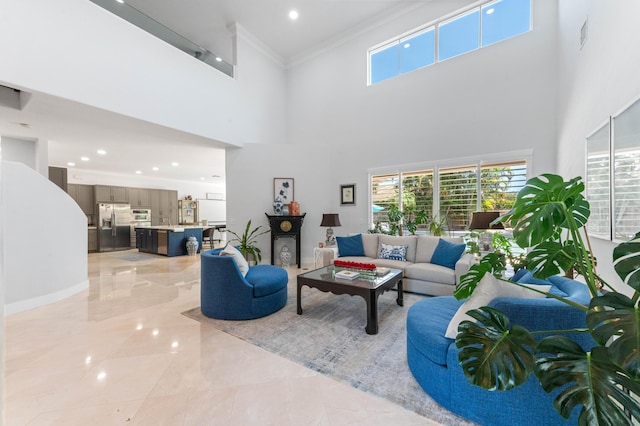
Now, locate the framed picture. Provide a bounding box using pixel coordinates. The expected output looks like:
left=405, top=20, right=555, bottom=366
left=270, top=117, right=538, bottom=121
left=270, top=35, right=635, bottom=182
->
left=274, top=178, right=294, bottom=203
left=340, top=184, right=355, bottom=205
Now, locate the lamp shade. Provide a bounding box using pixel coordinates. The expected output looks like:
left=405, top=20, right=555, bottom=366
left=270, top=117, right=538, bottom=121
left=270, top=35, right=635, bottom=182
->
left=320, top=213, right=341, bottom=227
left=469, top=211, right=504, bottom=230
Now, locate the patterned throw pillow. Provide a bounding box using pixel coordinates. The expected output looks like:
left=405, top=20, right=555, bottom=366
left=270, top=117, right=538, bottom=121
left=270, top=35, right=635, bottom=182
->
left=379, top=243, right=408, bottom=261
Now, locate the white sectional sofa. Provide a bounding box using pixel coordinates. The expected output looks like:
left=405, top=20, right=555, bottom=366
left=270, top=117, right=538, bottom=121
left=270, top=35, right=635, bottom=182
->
left=336, top=233, right=474, bottom=296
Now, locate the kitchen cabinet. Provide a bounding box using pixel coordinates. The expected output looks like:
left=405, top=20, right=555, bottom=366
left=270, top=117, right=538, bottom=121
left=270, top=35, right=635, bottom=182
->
left=95, top=185, right=128, bottom=203
left=48, top=166, right=68, bottom=192
left=150, top=189, right=178, bottom=225
left=135, top=227, right=201, bottom=256
left=88, top=228, right=98, bottom=252
left=68, top=184, right=95, bottom=215
left=129, top=187, right=151, bottom=207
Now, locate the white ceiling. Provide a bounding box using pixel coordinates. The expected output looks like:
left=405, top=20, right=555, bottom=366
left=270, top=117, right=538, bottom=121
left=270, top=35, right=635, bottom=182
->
left=1, top=0, right=420, bottom=185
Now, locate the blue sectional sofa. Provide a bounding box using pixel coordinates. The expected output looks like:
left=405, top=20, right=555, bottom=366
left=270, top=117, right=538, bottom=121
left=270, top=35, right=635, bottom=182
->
left=406, top=274, right=593, bottom=426
left=200, top=248, right=288, bottom=320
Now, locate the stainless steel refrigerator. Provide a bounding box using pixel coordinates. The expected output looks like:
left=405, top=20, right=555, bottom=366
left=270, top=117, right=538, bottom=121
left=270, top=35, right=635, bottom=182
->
left=98, top=203, right=131, bottom=252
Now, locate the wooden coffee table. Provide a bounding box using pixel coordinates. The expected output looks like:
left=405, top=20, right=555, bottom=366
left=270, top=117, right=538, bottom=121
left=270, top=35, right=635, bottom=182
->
left=296, top=266, right=403, bottom=335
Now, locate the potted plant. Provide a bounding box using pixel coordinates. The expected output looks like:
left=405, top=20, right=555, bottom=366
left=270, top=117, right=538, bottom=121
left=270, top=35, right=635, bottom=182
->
left=226, top=220, right=270, bottom=264
left=454, top=174, right=640, bottom=425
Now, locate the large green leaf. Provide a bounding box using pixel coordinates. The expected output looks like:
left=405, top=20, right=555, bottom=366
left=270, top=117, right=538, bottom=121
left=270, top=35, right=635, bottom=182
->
left=535, top=336, right=640, bottom=425
left=454, top=253, right=504, bottom=299
left=613, top=231, right=640, bottom=293
left=587, top=292, right=640, bottom=379
left=525, top=240, right=578, bottom=279
left=501, top=174, right=589, bottom=248
left=456, top=307, right=536, bottom=391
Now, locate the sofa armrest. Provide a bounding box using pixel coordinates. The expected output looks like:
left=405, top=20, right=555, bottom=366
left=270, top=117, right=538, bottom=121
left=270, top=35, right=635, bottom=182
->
left=454, top=253, right=475, bottom=284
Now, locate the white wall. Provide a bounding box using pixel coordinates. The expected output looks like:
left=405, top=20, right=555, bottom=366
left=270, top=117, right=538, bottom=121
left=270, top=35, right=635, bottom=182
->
left=0, top=0, right=287, bottom=147
left=227, top=0, right=560, bottom=263
left=556, top=0, right=640, bottom=294
left=226, top=144, right=331, bottom=265
left=2, top=137, right=36, bottom=170
left=2, top=162, right=88, bottom=313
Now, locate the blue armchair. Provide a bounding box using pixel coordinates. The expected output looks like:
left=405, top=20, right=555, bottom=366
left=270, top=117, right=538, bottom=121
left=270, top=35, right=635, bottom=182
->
left=406, top=275, right=593, bottom=426
left=200, top=248, right=288, bottom=320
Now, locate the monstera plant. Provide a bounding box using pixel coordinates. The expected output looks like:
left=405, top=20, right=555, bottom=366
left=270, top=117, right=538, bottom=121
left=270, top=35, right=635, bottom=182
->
left=454, top=174, right=640, bottom=425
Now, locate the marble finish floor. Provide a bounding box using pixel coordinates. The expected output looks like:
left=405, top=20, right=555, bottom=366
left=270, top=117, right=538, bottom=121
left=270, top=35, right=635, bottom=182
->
left=4, top=250, right=438, bottom=425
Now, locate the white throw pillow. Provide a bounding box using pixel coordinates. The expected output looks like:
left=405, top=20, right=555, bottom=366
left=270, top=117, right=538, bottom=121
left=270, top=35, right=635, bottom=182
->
left=445, top=273, right=551, bottom=339
left=220, top=244, right=250, bottom=277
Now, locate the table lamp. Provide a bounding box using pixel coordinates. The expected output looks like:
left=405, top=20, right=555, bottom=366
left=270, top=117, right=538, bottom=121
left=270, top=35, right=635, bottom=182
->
left=320, top=213, right=341, bottom=247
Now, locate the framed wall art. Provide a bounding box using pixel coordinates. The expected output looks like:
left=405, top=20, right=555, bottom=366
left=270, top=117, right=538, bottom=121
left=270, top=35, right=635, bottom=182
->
left=340, top=184, right=355, bottom=205
left=274, top=178, right=294, bottom=203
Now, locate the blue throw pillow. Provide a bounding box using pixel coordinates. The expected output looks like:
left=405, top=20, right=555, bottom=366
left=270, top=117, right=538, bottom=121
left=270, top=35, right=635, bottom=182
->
left=431, top=239, right=466, bottom=269
left=336, top=234, right=365, bottom=257
left=516, top=271, right=568, bottom=297
left=379, top=243, right=408, bottom=261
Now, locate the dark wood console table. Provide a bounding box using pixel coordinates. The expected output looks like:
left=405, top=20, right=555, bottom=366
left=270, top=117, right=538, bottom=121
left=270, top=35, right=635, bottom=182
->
left=265, top=213, right=306, bottom=268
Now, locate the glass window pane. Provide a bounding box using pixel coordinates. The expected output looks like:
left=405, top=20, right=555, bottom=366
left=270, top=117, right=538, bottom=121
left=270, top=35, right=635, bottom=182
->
left=370, top=43, right=399, bottom=84
left=586, top=123, right=611, bottom=239
left=400, top=28, right=435, bottom=74
left=480, top=161, right=527, bottom=213
left=439, top=166, right=478, bottom=230
left=481, top=0, right=531, bottom=47
left=613, top=99, right=640, bottom=241
left=371, top=174, right=399, bottom=231
left=438, top=9, right=480, bottom=62
left=401, top=170, right=434, bottom=233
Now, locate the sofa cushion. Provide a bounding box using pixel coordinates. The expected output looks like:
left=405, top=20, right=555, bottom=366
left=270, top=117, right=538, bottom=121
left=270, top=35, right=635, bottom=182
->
left=405, top=263, right=457, bottom=285
left=361, top=234, right=379, bottom=258
left=379, top=235, right=417, bottom=262
left=220, top=244, right=249, bottom=276
left=336, top=234, right=365, bottom=257
left=431, top=239, right=466, bottom=270
left=516, top=271, right=568, bottom=297
left=246, top=265, right=289, bottom=297
left=407, top=296, right=462, bottom=366
left=445, top=273, right=550, bottom=338
left=379, top=243, right=408, bottom=261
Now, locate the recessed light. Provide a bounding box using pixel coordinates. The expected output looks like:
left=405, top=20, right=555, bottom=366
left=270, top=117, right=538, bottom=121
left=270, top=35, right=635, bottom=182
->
left=116, top=0, right=124, bottom=4
left=486, top=8, right=495, bottom=14
left=80, top=157, right=89, bottom=161
left=404, top=43, right=411, bottom=49
left=215, top=57, right=222, bottom=62
left=97, top=149, right=106, bottom=155
left=200, top=177, right=205, bottom=181
left=289, top=10, right=299, bottom=20
left=152, top=167, right=159, bottom=171
left=67, top=162, right=76, bottom=166
left=171, top=162, right=179, bottom=167
left=135, top=170, right=142, bottom=174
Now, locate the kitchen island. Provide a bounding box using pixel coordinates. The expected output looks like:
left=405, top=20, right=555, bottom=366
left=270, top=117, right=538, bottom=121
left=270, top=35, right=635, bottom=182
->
left=135, top=226, right=203, bottom=257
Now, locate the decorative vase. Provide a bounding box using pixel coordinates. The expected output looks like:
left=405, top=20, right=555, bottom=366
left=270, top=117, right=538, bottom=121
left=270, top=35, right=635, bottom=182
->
left=289, top=201, right=300, bottom=216
left=282, top=205, right=290, bottom=215
left=280, top=245, right=292, bottom=268
left=273, top=198, right=283, bottom=215
left=186, top=236, right=199, bottom=256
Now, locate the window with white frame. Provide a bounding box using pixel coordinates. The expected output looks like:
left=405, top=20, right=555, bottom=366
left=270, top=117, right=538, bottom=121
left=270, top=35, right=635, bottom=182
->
left=370, top=160, right=527, bottom=233
left=368, top=0, right=531, bottom=85
left=586, top=97, right=640, bottom=241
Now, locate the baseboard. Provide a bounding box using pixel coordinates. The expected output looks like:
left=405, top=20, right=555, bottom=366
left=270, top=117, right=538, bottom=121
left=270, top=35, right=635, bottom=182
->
left=4, top=279, right=89, bottom=315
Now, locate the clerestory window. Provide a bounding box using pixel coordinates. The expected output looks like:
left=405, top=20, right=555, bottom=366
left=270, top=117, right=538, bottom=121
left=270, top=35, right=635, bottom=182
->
left=368, top=0, right=532, bottom=85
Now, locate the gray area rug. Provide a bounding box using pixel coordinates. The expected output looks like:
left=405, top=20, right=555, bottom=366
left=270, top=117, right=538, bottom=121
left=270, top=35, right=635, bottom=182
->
left=182, top=283, right=475, bottom=426
left=112, top=252, right=158, bottom=262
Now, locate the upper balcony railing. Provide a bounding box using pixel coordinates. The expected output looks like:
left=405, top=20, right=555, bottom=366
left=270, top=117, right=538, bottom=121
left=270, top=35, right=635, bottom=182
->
left=90, top=0, right=234, bottom=78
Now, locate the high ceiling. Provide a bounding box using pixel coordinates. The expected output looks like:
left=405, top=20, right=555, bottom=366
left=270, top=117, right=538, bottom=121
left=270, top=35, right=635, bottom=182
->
left=1, top=0, right=423, bottom=185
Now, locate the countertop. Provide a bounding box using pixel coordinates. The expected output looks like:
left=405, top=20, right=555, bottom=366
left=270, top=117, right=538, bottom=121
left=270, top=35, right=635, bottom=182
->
left=134, top=225, right=204, bottom=232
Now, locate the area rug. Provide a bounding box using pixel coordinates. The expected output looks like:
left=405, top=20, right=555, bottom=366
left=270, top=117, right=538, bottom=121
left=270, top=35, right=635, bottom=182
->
left=182, top=284, right=475, bottom=426
left=111, top=252, right=158, bottom=262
